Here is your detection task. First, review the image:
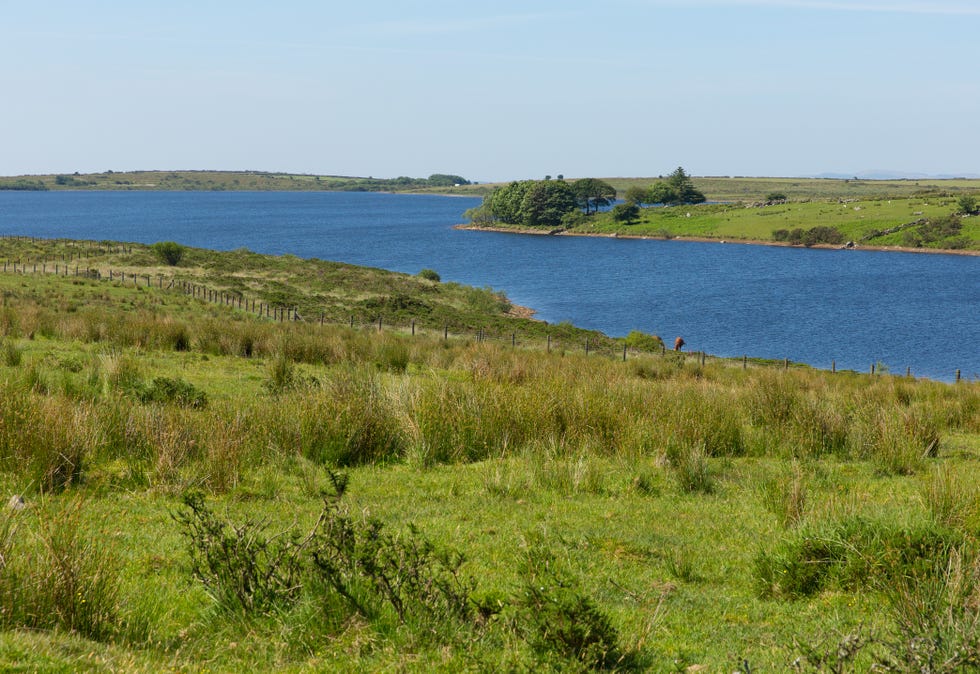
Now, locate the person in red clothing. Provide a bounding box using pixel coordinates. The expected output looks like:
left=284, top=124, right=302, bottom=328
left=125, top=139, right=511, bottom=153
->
left=673, top=336, right=685, bottom=351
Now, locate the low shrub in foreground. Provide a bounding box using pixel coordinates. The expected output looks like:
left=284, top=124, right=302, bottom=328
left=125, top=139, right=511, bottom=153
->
left=174, top=473, right=642, bottom=668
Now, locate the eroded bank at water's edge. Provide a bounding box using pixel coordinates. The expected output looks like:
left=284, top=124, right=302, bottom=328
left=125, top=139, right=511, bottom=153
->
left=454, top=224, right=980, bottom=256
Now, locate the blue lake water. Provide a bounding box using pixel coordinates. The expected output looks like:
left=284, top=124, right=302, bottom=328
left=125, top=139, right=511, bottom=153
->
left=1, top=190, right=977, bottom=381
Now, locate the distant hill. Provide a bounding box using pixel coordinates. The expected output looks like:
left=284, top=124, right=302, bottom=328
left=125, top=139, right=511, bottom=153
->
left=814, top=170, right=980, bottom=180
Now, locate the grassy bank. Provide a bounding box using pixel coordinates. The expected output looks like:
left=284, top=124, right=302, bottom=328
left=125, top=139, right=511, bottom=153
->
left=467, top=194, right=980, bottom=253
left=1, top=240, right=979, bottom=671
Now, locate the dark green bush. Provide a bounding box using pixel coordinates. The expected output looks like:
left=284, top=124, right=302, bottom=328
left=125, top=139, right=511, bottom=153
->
left=138, top=376, right=207, bottom=408
left=611, top=202, right=640, bottom=224
left=151, top=241, right=185, bottom=266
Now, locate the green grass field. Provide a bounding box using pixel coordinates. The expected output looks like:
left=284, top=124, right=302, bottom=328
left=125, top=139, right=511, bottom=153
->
left=1, top=238, right=979, bottom=671
left=469, top=194, right=980, bottom=252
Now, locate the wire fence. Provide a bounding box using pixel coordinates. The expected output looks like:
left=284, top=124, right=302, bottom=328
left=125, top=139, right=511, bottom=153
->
left=0, top=234, right=969, bottom=381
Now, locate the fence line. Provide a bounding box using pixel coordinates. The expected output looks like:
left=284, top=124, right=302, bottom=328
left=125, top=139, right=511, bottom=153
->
left=0, top=240, right=970, bottom=381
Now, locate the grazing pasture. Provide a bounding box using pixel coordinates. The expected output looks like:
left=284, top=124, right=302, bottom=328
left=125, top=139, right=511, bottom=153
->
left=0, top=239, right=978, bottom=671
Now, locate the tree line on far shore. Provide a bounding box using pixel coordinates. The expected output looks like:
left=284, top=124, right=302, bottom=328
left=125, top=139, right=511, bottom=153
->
left=465, top=167, right=706, bottom=228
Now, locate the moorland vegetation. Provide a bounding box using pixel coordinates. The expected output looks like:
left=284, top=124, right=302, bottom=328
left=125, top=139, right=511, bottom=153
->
left=0, top=237, right=978, bottom=670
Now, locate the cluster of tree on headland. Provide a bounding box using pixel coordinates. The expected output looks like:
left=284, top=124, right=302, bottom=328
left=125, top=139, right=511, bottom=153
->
left=465, top=167, right=706, bottom=228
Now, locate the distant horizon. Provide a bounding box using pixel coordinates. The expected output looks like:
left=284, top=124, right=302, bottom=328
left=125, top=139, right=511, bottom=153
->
left=4, top=168, right=980, bottom=183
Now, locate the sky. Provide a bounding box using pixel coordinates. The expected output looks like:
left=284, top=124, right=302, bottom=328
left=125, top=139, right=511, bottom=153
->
left=2, top=0, right=978, bottom=181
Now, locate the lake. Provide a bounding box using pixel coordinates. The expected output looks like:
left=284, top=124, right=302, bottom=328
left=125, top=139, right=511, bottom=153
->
left=1, top=190, right=976, bottom=381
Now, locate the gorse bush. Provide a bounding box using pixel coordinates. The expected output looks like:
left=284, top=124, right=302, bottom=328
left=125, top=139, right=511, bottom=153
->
left=174, top=490, right=309, bottom=616
left=515, top=535, right=626, bottom=669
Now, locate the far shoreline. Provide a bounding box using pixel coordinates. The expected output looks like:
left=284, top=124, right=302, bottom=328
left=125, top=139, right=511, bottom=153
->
left=453, top=224, right=980, bottom=257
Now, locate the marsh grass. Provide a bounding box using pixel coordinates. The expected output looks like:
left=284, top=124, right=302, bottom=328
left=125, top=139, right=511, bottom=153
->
left=0, top=339, right=20, bottom=367
left=0, top=497, right=120, bottom=640
left=877, top=546, right=980, bottom=671
left=920, top=465, right=980, bottom=531
left=665, top=441, right=714, bottom=494
left=755, top=515, right=961, bottom=599
left=760, top=463, right=809, bottom=528
left=0, top=239, right=979, bottom=670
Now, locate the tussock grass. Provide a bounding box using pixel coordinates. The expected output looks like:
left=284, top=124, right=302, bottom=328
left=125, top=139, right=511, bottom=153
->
left=0, top=240, right=978, bottom=670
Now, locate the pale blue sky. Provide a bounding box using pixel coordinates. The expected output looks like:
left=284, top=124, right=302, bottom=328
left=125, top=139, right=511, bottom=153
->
left=2, top=0, right=977, bottom=181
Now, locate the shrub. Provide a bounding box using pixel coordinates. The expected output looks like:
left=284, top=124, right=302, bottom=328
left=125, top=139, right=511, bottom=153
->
left=173, top=491, right=308, bottom=616
left=418, top=268, right=440, bottom=282
left=956, top=194, right=977, bottom=215
left=137, top=376, right=208, bottom=408
left=623, top=330, right=664, bottom=352
left=611, top=202, right=640, bottom=224
left=310, top=509, right=476, bottom=632
left=151, top=241, right=185, bottom=266
left=514, top=537, right=625, bottom=669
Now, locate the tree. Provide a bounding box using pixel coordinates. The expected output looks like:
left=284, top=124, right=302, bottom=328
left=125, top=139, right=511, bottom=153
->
left=666, top=167, right=706, bottom=205
left=572, top=178, right=617, bottom=215
left=426, top=174, right=470, bottom=187
left=647, top=182, right=677, bottom=205
left=476, top=180, right=580, bottom=227
left=624, top=185, right=649, bottom=206
left=519, top=180, right=578, bottom=227
left=483, top=181, right=535, bottom=224
left=611, top=203, right=640, bottom=224
left=957, top=195, right=977, bottom=215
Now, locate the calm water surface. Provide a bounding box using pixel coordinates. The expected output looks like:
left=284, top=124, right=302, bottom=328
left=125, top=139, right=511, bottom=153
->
left=1, top=191, right=976, bottom=381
